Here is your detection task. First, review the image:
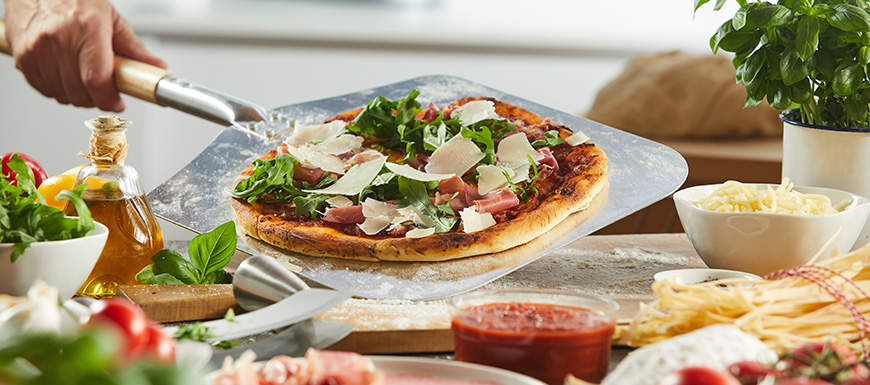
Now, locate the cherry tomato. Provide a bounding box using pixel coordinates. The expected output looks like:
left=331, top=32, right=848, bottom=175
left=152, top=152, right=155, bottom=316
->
left=728, top=360, right=778, bottom=384
left=1, top=153, right=48, bottom=187
left=85, top=299, right=149, bottom=361
left=140, top=323, right=176, bottom=364
left=842, top=378, right=870, bottom=385
left=658, top=366, right=741, bottom=385
left=782, top=342, right=868, bottom=379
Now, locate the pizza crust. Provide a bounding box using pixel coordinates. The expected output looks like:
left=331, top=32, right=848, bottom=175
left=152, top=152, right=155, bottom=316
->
left=230, top=98, right=608, bottom=262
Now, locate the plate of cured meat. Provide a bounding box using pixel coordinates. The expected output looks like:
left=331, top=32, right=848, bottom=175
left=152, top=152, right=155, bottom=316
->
left=209, top=348, right=545, bottom=385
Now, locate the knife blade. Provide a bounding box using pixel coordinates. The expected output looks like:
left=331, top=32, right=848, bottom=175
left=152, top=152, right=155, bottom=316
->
left=206, top=318, right=354, bottom=368
left=163, top=288, right=350, bottom=342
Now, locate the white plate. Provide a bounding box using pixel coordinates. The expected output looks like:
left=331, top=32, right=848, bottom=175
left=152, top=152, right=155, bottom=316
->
left=206, top=355, right=546, bottom=385
left=371, top=356, right=546, bottom=385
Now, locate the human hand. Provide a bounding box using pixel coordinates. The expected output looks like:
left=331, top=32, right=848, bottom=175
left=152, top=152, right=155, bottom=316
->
left=4, top=0, right=167, bottom=112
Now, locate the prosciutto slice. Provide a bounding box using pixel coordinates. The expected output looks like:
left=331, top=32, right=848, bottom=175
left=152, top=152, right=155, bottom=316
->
left=437, top=176, right=483, bottom=212
left=474, top=188, right=520, bottom=214
left=303, top=349, right=385, bottom=385
left=537, top=147, right=559, bottom=171
left=420, top=102, right=441, bottom=123
left=293, top=164, right=326, bottom=185
left=322, top=205, right=365, bottom=224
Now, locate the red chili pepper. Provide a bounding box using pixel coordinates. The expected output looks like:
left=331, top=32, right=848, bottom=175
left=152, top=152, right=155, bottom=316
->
left=1, top=153, right=49, bottom=187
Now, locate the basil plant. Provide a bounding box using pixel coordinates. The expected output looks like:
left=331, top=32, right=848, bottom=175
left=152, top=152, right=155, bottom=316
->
left=696, top=0, right=870, bottom=129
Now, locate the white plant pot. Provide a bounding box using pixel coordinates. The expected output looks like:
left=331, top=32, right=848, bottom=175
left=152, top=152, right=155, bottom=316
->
left=781, top=109, right=870, bottom=248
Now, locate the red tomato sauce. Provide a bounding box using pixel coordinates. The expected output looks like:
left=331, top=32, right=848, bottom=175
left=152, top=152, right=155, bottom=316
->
left=452, top=302, right=615, bottom=385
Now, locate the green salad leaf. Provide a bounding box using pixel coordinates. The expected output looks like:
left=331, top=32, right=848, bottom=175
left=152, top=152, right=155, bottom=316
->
left=0, top=154, right=94, bottom=262
left=396, top=177, right=456, bottom=233
left=531, top=130, right=566, bottom=148
left=136, top=221, right=237, bottom=285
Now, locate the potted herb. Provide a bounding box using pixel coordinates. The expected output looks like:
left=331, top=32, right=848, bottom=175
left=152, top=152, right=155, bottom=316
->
left=697, top=0, right=870, bottom=246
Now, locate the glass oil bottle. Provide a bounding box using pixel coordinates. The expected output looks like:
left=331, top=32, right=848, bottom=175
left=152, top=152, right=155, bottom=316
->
left=67, top=115, right=164, bottom=298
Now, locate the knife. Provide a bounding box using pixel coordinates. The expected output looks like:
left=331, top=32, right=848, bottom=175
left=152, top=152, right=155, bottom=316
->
left=163, top=288, right=351, bottom=342
left=206, top=318, right=354, bottom=368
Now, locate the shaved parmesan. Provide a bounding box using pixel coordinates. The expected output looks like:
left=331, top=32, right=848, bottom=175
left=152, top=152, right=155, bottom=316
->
left=406, top=227, right=435, bottom=238
left=460, top=206, right=496, bottom=233
left=396, top=206, right=435, bottom=228
left=361, top=198, right=399, bottom=218
left=326, top=196, right=353, bottom=208
left=509, top=162, right=531, bottom=184
left=565, top=130, right=590, bottom=146
left=313, top=134, right=364, bottom=155
left=453, top=101, right=500, bottom=126
left=425, top=135, right=485, bottom=176
left=476, top=165, right=513, bottom=195
left=358, top=216, right=391, bottom=236
left=303, top=157, right=386, bottom=195
left=284, top=145, right=347, bottom=175
left=385, top=163, right=453, bottom=182
left=497, top=133, right=545, bottom=167
left=286, top=120, right=347, bottom=145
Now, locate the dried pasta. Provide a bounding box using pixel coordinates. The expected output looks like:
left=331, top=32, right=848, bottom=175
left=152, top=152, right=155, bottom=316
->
left=626, top=242, right=870, bottom=358
left=693, top=179, right=839, bottom=215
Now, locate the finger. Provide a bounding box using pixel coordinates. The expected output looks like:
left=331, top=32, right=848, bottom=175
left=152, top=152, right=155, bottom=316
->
left=35, top=40, right=70, bottom=105
left=79, top=23, right=125, bottom=112
left=111, top=14, right=167, bottom=69
left=59, top=50, right=94, bottom=108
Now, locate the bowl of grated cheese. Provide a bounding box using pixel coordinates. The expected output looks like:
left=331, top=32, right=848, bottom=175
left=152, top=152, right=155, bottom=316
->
left=673, top=180, right=870, bottom=276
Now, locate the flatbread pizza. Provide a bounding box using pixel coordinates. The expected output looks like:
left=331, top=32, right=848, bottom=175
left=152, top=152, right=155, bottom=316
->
left=229, top=91, right=607, bottom=262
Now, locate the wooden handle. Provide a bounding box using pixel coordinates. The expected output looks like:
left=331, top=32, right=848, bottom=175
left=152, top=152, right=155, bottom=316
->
left=0, top=18, right=168, bottom=105
left=0, top=19, right=10, bottom=55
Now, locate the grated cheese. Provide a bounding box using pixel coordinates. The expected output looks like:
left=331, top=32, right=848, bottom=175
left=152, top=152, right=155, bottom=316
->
left=693, top=179, right=839, bottom=215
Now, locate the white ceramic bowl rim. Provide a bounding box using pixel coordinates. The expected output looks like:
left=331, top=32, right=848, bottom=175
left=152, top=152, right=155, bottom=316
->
left=674, top=183, right=870, bottom=219
left=653, top=268, right=763, bottom=283
left=0, top=221, right=108, bottom=247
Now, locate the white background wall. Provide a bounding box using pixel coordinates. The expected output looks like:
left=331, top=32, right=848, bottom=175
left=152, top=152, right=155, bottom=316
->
left=0, top=0, right=735, bottom=237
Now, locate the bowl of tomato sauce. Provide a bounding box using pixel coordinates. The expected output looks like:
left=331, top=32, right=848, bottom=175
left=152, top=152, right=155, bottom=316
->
left=450, top=288, right=619, bottom=385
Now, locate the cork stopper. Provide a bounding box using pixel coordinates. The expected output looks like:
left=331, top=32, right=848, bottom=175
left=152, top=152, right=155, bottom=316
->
left=79, top=115, right=130, bottom=165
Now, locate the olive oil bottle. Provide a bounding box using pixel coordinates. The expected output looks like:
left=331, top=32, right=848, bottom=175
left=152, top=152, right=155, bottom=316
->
left=67, top=116, right=163, bottom=298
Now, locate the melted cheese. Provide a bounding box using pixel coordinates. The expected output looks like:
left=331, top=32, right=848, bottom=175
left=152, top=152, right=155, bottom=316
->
left=565, top=130, right=590, bottom=146
left=385, top=163, right=453, bottom=182
left=476, top=164, right=513, bottom=195
left=496, top=133, right=545, bottom=167
left=425, top=135, right=485, bottom=176
left=453, top=100, right=500, bottom=126
left=459, top=206, right=496, bottom=233
left=303, top=157, right=386, bottom=195
left=286, top=120, right=347, bottom=145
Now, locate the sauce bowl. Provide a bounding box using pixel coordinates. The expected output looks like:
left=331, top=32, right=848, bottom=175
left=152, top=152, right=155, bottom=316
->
left=450, top=288, right=618, bottom=385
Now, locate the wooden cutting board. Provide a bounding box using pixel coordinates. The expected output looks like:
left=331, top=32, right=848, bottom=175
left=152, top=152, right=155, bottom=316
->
left=120, top=234, right=705, bottom=354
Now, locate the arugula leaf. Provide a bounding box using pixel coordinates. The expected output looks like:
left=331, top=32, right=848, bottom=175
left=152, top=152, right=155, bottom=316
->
left=359, top=171, right=401, bottom=202
left=396, top=177, right=457, bottom=233
left=173, top=323, right=215, bottom=342
left=293, top=194, right=332, bottom=218
left=460, top=126, right=497, bottom=165
left=531, top=130, right=567, bottom=148
left=228, top=154, right=300, bottom=203
left=504, top=155, right=540, bottom=201
left=0, top=154, right=95, bottom=262
left=349, top=91, right=425, bottom=153
left=136, top=221, right=237, bottom=285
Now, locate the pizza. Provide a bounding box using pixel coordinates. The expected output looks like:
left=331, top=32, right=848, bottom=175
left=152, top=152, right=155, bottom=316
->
left=228, top=91, right=607, bottom=262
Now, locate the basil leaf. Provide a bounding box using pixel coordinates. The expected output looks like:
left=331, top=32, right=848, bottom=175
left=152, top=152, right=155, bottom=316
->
left=150, top=249, right=199, bottom=284
left=827, top=4, right=870, bottom=32
left=396, top=177, right=456, bottom=233
left=795, top=15, right=820, bottom=61
left=142, top=273, right=187, bottom=285
left=780, top=48, right=811, bottom=86
left=189, top=221, right=237, bottom=279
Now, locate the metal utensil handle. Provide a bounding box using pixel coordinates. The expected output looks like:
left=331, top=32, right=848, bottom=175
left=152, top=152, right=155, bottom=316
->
left=0, top=18, right=268, bottom=128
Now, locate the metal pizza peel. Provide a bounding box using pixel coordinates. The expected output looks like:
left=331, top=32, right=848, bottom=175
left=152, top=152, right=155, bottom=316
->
left=146, top=75, right=688, bottom=300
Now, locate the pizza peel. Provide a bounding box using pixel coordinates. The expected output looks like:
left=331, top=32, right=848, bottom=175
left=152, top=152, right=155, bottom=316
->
left=145, top=75, right=688, bottom=300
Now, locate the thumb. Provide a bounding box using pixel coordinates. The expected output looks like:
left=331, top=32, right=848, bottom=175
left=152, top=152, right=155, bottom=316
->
left=110, top=11, right=167, bottom=69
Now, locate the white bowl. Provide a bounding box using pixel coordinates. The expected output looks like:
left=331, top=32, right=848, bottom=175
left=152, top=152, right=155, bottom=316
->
left=653, top=268, right=762, bottom=284
left=673, top=184, right=870, bottom=276
left=0, top=221, right=109, bottom=299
